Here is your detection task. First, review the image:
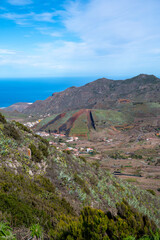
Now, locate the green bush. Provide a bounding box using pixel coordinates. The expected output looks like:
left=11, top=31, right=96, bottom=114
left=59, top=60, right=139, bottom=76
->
left=146, top=189, right=156, bottom=196
left=34, top=134, right=49, bottom=146
left=51, top=201, right=159, bottom=240
left=29, top=143, right=43, bottom=162
left=0, top=112, right=7, bottom=124
left=38, top=143, right=49, bottom=158
left=109, top=152, right=127, bottom=159
left=79, top=156, right=87, bottom=163
left=3, top=123, right=21, bottom=140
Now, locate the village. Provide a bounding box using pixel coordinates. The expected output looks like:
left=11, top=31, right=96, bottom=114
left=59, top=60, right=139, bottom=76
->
left=35, top=131, right=95, bottom=156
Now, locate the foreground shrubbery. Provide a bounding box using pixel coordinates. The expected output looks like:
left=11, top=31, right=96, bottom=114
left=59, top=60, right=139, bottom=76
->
left=0, top=201, right=159, bottom=240
left=51, top=201, right=159, bottom=240
left=0, top=167, right=75, bottom=239
left=0, top=166, right=159, bottom=239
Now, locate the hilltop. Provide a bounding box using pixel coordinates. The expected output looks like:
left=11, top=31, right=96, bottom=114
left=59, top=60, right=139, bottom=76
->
left=0, top=112, right=160, bottom=239
left=23, top=74, right=160, bottom=115
left=3, top=102, right=32, bottom=112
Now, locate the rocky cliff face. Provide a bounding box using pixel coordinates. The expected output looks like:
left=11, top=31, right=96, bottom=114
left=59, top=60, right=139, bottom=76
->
left=23, top=74, right=160, bottom=115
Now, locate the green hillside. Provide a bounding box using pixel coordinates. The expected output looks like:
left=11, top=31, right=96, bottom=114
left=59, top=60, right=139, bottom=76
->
left=0, top=112, right=159, bottom=239
left=35, top=109, right=132, bottom=137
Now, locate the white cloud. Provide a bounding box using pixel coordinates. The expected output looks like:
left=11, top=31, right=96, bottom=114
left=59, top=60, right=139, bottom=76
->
left=32, top=12, right=55, bottom=23
left=0, top=49, right=16, bottom=55
left=0, top=12, right=56, bottom=25
left=7, top=0, right=32, bottom=6
left=63, top=0, right=160, bottom=56
left=36, top=27, right=63, bottom=37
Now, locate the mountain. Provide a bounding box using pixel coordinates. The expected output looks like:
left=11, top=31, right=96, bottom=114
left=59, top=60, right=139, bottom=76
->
left=0, top=112, right=159, bottom=239
left=23, top=74, right=160, bottom=115
left=4, top=102, right=32, bottom=112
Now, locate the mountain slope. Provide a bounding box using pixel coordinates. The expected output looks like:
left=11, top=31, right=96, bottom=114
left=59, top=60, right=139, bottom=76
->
left=35, top=109, right=131, bottom=137
left=0, top=112, right=160, bottom=239
left=23, top=74, right=160, bottom=115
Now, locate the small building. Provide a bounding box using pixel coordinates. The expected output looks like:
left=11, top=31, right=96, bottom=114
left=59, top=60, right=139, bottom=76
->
left=86, top=148, right=94, bottom=153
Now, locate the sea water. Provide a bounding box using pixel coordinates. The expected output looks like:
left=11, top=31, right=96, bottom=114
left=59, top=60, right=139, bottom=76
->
left=0, top=77, right=95, bottom=108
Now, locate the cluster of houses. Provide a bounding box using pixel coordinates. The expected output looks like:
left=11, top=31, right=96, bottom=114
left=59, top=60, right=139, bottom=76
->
left=24, top=119, right=42, bottom=128
left=48, top=138, right=94, bottom=156
left=36, top=132, right=66, bottom=138
left=36, top=131, right=80, bottom=142
left=25, top=113, right=51, bottom=128
left=35, top=132, right=79, bottom=141
left=36, top=132, right=50, bottom=137
left=64, top=146, right=94, bottom=156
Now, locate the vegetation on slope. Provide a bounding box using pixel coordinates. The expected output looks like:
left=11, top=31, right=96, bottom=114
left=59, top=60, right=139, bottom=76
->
left=0, top=112, right=160, bottom=239
left=35, top=109, right=131, bottom=137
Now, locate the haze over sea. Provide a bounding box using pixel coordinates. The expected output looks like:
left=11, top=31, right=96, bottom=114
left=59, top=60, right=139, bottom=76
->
left=0, top=77, right=95, bottom=108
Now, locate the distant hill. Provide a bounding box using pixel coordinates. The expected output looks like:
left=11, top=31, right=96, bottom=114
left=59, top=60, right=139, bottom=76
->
left=35, top=101, right=160, bottom=137
left=23, top=74, right=160, bottom=115
left=35, top=109, right=131, bottom=137
left=4, top=102, right=32, bottom=112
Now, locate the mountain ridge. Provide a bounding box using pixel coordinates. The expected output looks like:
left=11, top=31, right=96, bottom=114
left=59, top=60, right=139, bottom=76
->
left=23, top=74, right=160, bottom=116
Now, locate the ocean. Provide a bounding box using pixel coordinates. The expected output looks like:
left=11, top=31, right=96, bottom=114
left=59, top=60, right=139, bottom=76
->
left=0, top=77, right=95, bottom=108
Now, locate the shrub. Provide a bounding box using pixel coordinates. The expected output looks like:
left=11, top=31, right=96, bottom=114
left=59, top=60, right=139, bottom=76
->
left=0, top=112, right=7, bottom=124
left=29, top=143, right=43, bottom=162
left=60, top=198, right=75, bottom=215
left=109, top=151, right=127, bottom=159
left=146, top=189, right=156, bottom=196
left=79, top=156, right=87, bottom=163
left=34, top=134, right=49, bottom=146
left=3, top=123, right=21, bottom=140
left=38, top=143, right=49, bottom=158
left=131, top=154, right=143, bottom=159
left=52, top=201, right=159, bottom=240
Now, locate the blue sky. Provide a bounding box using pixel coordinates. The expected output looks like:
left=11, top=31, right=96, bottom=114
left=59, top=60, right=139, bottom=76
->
left=0, top=0, right=160, bottom=79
